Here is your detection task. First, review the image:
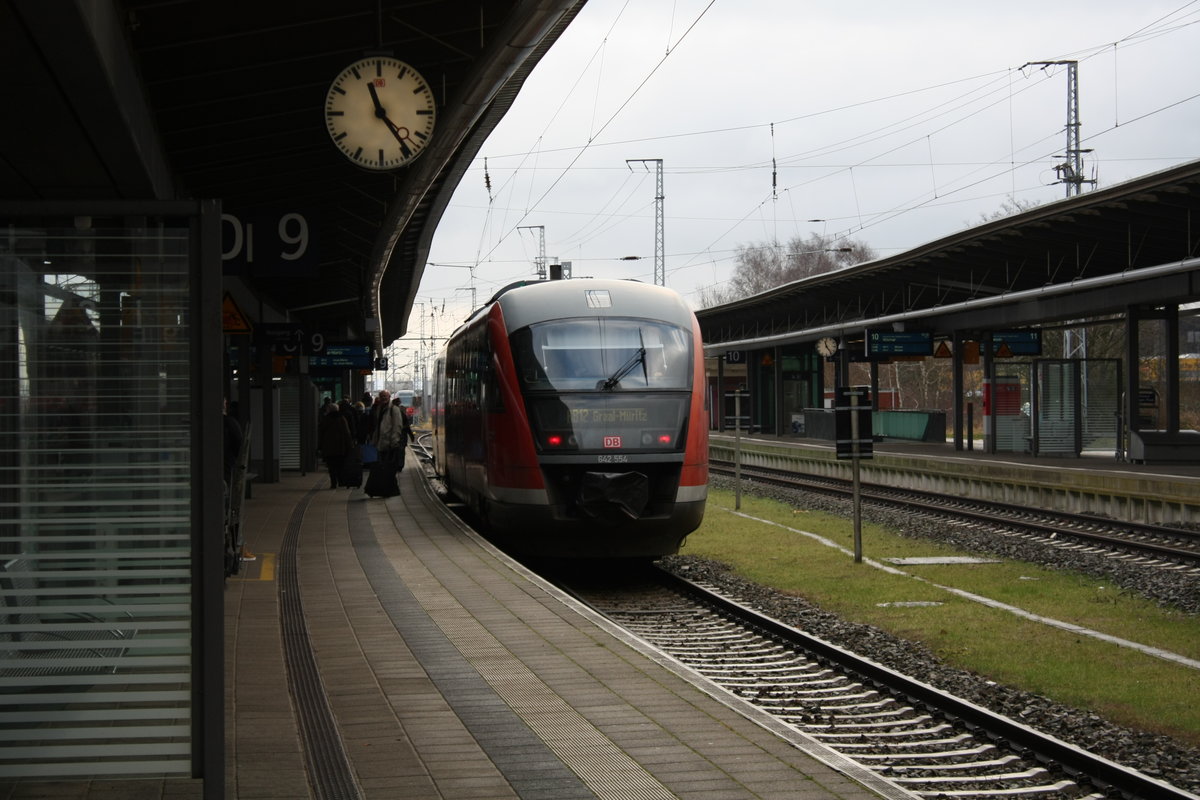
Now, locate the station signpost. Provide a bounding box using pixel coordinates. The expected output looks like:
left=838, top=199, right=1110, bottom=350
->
left=835, top=386, right=873, bottom=562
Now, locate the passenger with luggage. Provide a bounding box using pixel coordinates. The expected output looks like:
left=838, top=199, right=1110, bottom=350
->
left=317, top=400, right=354, bottom=489
left=365, top=390, right=405, bottom=497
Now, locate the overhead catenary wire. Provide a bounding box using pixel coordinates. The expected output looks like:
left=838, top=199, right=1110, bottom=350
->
left=432, top=5, right=1198, bottom=306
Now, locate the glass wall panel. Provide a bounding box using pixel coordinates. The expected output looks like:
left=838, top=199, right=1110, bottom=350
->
left=1082, top=360, right=1120, bottom=454
left=0, top=218, right=193, bottom=777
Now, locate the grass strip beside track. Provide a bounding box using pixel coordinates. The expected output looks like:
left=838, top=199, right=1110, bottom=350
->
left=678, top=488, right=1200, bottom=747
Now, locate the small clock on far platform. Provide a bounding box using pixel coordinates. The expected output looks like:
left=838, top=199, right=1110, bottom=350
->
left=324, top=56, right=436, bottom=170
left=816, top=337, right=838, bottom=357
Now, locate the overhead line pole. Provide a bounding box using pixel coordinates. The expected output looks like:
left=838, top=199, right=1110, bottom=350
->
left=517, top=225, right=547, bottom=280
left=1023, top=60, right=1095, bottom=198
left=627, top=159, right=664, bottom=286
left=1024, top=59, right=1096, bottom=360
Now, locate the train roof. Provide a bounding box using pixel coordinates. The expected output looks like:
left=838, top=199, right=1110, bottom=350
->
left=486, top=278, right=697, bottom=333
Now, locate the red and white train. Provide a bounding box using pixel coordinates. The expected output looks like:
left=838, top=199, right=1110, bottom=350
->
left=431, top=278, right=708, bottom=559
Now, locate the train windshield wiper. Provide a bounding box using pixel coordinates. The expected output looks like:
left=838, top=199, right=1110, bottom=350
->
left=601, top=346, right=646, bottom=391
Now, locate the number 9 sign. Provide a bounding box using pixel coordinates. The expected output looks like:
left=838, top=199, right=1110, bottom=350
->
left=222, top=210, right=318, bottom=277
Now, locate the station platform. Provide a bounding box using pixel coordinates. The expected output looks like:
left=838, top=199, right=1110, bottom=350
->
left=710, top=433, right=1200, bottom=524
left=223, top=461, right=908, bottom=800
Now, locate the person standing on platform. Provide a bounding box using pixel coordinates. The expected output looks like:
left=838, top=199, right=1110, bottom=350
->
left=351, top=400, right=371, bottom=444
left=391, top=397, right=415, bottom=465
left=338, top=398, right=358, bottom=442
left=364, top=390, right=404, bottom=497
left=223, top=397, right=243, bottom=487
left=317, top=400, right=354, bottom=489
left=373, top=391, right=405, bottom=465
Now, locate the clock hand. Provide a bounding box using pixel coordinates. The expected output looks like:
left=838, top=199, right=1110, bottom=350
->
left=367, top=82, right=412, bottom=151
left=367, top=82, right=387, bottom=118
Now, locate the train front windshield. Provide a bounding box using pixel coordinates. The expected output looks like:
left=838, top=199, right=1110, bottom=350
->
left=510, top=318, right=694, bottom=453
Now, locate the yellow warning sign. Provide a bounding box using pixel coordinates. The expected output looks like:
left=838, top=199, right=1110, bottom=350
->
left=933, top=340, right=953, bottom=358
left=995, top=342, right=1013, bottom=358
left=223, top=292, right=253, bottom=333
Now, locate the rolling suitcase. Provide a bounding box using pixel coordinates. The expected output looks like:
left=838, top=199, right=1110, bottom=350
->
left=340, top=447, right=364, bottom=489
left=363, top=454, right=399, bottom=498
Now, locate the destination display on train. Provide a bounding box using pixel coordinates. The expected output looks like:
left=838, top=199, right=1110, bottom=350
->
left=865, top=330, right=933, bottom=357
left=568, top=407, right=649, bottom=424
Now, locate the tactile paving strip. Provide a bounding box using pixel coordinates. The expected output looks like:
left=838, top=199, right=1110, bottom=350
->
left=279, top=483, right=362, bottom=800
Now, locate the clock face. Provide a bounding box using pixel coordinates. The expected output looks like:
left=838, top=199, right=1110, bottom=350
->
left=817, top=337, right=838, bottom=357
left=324, top=56, right=436, bottom=170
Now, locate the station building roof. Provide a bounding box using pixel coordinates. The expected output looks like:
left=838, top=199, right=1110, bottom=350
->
left=697, top=158, right=1200, bottom=354
left=3, top=0, right=585, bottom=348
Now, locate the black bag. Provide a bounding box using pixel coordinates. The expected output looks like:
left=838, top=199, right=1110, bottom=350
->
left=340, top=447, right=363, bottom=489
left=364, top=457, right=399, bottom=498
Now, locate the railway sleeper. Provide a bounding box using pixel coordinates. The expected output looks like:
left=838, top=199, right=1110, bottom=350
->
left=712, top=667, right=835, bottom=684
left=809, top=723, right=954, bottom=740
left=853, top=749, right=1006, bottom=764
left=815, top=698, right=900, bottom=712
left=696, top=661, right=834, bottom=676
left=823, top=708, right=918, bottom=722
left=759, top=701, right=906, bottom=718
left=695, top=650, right=809, bottom=662
left=668, top=643, right=790, bottom=656
left=639, top=631, right=759, bottom=644
left=793, top=713, right=934, bottom=730
left=755, top=695, right=893, bottom=710
left=895, top=780, right=1079, bottom=797
left=888, top=767, right=1049, bottom=784
left=826, top=733, right=972, bottom=749
left=752, top=689, right=878, bottom=702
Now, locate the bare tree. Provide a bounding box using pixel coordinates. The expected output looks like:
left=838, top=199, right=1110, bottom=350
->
left=700, top=233, right=874, bottom=307
left=975, top=195, right=1040, bottom=224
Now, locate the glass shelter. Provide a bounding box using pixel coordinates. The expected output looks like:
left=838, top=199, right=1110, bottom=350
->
left=0, top=203, right=222, bottom=782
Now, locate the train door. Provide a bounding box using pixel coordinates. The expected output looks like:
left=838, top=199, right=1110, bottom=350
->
left=750, top=350, right=776, bottom=434
left=431, top=356, right=446, bottom=470
left=781, top=348, right=817, bottom=436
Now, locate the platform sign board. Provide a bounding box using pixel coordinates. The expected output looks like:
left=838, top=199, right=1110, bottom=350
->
left=308, top=343, right=372, bottom=370
left=834, top=386, right=873, bottom=459
left=865, top=330, right=932, bottom=357
left=222, top=209, right=318, bottom=277
left=259, top=323, right=327, bottom=356
left=992, top=330, right=1041, bottom=356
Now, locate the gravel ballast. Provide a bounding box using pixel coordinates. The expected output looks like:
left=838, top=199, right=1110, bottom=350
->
left=658, top=476, right=1200, bottom=795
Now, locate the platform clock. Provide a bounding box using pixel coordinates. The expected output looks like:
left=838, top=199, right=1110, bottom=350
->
left=816, top=336, right=838, bottom=357
left=324, top=56, right=436, bottom=170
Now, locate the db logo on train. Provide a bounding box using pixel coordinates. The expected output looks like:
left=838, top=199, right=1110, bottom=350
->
left=603, top=436, right=622, bottom=448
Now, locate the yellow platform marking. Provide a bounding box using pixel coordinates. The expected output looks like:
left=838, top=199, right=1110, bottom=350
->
left=228, top=552, right=276, bottom=581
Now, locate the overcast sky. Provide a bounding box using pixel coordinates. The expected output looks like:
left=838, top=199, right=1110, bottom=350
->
left=407, top=0, right=1199, bottom=352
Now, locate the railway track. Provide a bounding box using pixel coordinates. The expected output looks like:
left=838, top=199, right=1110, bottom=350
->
left=565, top=565, right=1196, bottom=800
left=710, top=459, right=1200, bottom=568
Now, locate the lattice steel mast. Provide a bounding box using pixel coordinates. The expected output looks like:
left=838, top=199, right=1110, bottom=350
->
left=627, top=159, right=664, bottom=286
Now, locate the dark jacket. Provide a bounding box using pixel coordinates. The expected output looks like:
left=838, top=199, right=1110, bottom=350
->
left=318, top=409, right=353, bottom=459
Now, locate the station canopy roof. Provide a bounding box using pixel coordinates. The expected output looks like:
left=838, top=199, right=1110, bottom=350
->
left=697, top=158, right=1200, bottom=354
left=3, top=0, right=585, bottom=347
